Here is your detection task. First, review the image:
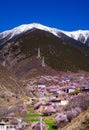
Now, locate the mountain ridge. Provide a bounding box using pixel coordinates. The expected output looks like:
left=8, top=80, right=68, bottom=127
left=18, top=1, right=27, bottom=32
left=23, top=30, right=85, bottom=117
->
left=0, top=23, right=89, bottom=45
left=0, top=28, right=89, bottom=73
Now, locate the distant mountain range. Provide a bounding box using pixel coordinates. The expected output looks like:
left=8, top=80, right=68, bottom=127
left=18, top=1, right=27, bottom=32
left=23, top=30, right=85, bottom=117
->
left=0, top=23, right=89, bottom=74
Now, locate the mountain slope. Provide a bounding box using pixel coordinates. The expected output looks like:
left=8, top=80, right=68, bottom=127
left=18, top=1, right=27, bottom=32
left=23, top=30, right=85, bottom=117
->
left=0, top=64, right=23, bottom=94
left=0, top=28, right=89, bottom=76
left=0, top=23, right=59, bottom=45
left=64, top=30, right=89, bottom=44
left=62, top=108, right=89, bottom=130
left=0, top=23, right=89, bottom=45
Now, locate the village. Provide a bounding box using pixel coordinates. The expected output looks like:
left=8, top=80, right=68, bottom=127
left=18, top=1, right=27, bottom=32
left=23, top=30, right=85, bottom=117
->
left=26, top=73, right=89, bottom=98
left=0, top=48, right=89, bottom=130
left=1, top=72, right=89, bottom=130
left=20, top=72, right=89, bottom=129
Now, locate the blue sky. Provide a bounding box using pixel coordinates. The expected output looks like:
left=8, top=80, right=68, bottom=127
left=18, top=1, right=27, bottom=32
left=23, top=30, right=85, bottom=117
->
left=0, top=0, right=89, bottom=32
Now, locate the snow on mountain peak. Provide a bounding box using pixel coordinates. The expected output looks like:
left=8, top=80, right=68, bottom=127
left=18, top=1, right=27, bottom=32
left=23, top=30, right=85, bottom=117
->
left=0, top=23, right=60, bottom=45
left=8, top=23, right=60, bottom=36
left=0, top=23, right=89, bottom=45
left=64, top=30, right=89, bottom=43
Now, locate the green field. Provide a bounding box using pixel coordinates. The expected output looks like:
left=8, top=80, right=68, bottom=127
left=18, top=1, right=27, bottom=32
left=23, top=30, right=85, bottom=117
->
left=21, top=112, right=57, bottom=129
left=44, top=119, right=56, bottom=130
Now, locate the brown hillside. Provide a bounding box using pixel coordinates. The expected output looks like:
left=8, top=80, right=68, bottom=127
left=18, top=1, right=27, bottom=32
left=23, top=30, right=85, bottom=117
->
left=0, top=64, right=23, bottom=95
left=61, top=108, right=89, bottom=130
left=1, top=29, right=89, bottom=77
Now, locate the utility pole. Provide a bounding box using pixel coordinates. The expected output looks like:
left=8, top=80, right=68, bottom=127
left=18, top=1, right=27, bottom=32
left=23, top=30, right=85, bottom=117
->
left=42, top=57, right=45, bottom=67
left=40, top=117, right=43, bottom=130
left=37, top=48, right=41, bottom=59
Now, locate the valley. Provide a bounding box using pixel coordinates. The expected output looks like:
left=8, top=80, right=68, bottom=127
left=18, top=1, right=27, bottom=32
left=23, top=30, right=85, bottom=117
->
left=0, top=23, right=89, bottom=130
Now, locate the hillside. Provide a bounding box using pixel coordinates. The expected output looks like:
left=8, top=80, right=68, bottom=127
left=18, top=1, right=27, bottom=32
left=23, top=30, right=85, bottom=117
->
left=0, top=29, right=89, bottom=77
left=0, top=64, right=23, bottom=95
left=0, top=23, right=89, bottom=45
left=62, top=108, right=89, bottom=130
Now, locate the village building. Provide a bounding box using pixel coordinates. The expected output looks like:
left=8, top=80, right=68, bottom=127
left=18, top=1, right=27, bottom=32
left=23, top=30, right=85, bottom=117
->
left=81, top=86, right=89, bottom=92
left=67, top=88, right=75, bottom=93
left=36, top=82, right=46, bottom=98
left=0, top=120, right=17, bottom=130
left=59, top=100, right=69, bottom=106
left=62, top=77, right=70, bottom=82
left=0, top=117, right=22, bottom=130
left=37, top=83, right=46, bottom=89
left=41, top=57, right=45, bottom=67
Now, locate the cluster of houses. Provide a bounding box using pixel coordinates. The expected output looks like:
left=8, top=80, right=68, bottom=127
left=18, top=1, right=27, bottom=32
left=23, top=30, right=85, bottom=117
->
left=23, top=74, right=89, bottom=116
left=0, top=117, right=30, bottom=130
left=26, top=74, right=89, bottom=99
left=1, top=73, right=89, bottom=129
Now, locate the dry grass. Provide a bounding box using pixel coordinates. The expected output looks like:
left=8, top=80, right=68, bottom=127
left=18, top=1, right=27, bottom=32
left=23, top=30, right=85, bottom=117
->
left=0, top=64, right=24, bottom=95
left=60, top=108, right=89, bottom=130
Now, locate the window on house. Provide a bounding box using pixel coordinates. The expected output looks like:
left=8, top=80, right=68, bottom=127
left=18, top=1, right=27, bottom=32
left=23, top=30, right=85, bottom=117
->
left=1, top=125, right=4, bottom=128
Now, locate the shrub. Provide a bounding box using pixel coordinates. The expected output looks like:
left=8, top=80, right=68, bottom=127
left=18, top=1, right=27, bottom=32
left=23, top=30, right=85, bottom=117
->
left=19, top=108, right=28, bottom=115
left=31, top=122, right=46, bottom=130
left=70, top=88, right=80, bottom=95
left=74, top=107, right=81, bottom=113
left=65, top=93, right=89, bottom=111
left=66, top=107, right=81, bottom=122
left=56, top=113, right=68, bottom=125
left=43, top=106, right=56, bottom=116
left=34, top=102, right=42, bottom=110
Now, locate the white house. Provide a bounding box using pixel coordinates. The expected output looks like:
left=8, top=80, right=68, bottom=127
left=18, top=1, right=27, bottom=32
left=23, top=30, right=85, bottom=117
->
left=0, top=121, right=16, bottom=130
left=37, top=83, right=46, bottom=88
left=0, top=117, right=22, bottom=130
left=67, top=88, right=75, bottom=93
left=59, top=100, right=69, bottom=106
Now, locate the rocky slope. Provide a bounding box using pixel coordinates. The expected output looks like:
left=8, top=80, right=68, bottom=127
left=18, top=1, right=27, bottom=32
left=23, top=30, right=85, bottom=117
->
left=62, top=108, right=89, bottom=130
left=0, top=64, right=23, bottom=95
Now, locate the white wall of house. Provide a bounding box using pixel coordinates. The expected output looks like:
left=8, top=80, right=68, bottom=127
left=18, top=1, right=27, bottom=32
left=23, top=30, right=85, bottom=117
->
left=37, top=84, right=46, bottom=88
left=0, top=125, right=6, bottom=130
left=0, top=124, right=16, bottom=130
left=59, top=100, right=69, bottom=106
left=68, top=88, right=75, bottom=93
left=6, top=125, right=16, bottom=130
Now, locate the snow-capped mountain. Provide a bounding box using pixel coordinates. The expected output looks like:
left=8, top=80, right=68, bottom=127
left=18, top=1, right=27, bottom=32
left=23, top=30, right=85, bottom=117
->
left=0, top=23, right=89, bottom=45
left=0, top=23, right=60, bottom=45
left=64, top=30, right=89, bottom=44
left=0, top=23, right=89, bottom=72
